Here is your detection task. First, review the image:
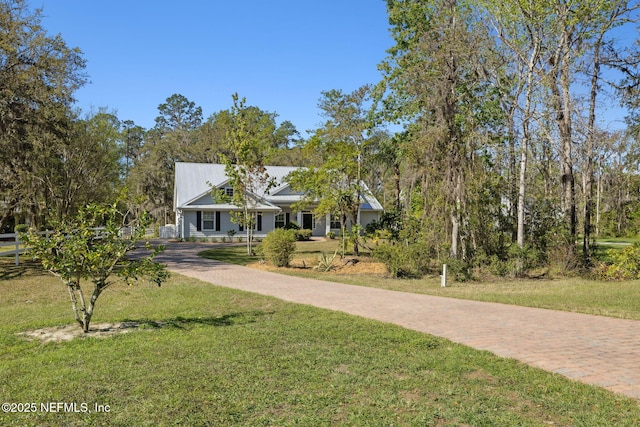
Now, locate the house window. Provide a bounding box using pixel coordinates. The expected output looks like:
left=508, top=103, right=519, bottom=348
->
left=330, top=215, right=342, bottom=229
left=239, top=212, right=262, bottom=231
left=253, top=212, right=263, bottom=231
left=275, top=213, right=285, bottom=228
left=202, top=212, right=215, bottom=230
left=225, top=187, right=234, bottom=197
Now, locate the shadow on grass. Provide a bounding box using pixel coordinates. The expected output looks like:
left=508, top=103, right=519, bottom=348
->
left=122, top=310, right=274, bottom=330
left=0, top=259, right=47, bottom=280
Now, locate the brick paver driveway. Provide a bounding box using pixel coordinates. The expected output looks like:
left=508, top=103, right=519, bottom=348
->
left=154, top=241, right=640, bottom=400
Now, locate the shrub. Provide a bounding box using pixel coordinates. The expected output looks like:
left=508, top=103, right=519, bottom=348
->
left=294, top=229, right=313, bottom=241
left=373, top=243, right=430, bottom=278
left=599, top=243, right=640, bottom=280
left=443, top=257, right=472, bottom=282
left=284, top=221, right=300, bottom=230
left=373, top=244, right=404, bottom=277
left=262, top=228, right=297, bottom=267
left=505, top=245, right=540, bottom=277
left=314, top=249, right=339, bottom=272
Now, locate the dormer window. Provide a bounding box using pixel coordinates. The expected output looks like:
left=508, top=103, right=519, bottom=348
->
left=217, top=187, right=234, bottom=199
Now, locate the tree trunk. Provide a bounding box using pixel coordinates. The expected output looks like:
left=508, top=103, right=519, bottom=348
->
left=450, top=172, right=463, bottom=258
left=81, top=284, right=104, bottom=333
left=550, top=29, right=576, bottom=249
left=517, top=42, right=540, bottom=248
left=67, top=283, right=84, bottom=331
left=596, top=165, right=602, bottom=237
left=394, top=162, right=401, bottom=211
left=0, top=198, right=18, bottom=232
left=507, top=116, right=518, bottom=243
left=516, top=143, right=528, bottom=248
left=451, top=209, right=460, bottom=258
left=582, top=9, right=616, bottom=263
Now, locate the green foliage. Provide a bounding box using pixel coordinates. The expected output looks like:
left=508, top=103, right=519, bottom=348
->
left=598, top=243, right=640, bottom=280
left=261, top=228, right=297, bottom=267
left=443, top=258, right=474, bottom=282
left=217, top=93, right=276, bottom=256
left=19, top=201, right=168, bottom=332
left=283, top=221, right=300, bottom=230
left=0, top=1, right=87, bottom=230
left=287, top=86, right=374, bottom=257
left=364, top=210, right=403, bottom=241
left=293, top=229, right=313, bottom=241
left=314, top=249, right=339, bottom=272
left=473, top=245, right=541, bottom=278
left=373, top=243, right=430, bottom=278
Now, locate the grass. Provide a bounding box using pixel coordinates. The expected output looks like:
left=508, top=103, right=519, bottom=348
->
left=199, top=242, right=261, bottom=265
left=0, top=244, right=23, bottom=258
left=594, top=236, right=640, bottom=244
left=2, top=259, right=640, bottom=425
left=200, top=240, right=640, bottom=320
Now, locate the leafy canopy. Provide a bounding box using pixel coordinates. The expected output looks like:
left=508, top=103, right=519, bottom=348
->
left=20, top=200, right=168, bottom=332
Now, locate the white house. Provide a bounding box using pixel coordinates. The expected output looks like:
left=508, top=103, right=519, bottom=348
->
left=173, top=162, right=383, bottom=239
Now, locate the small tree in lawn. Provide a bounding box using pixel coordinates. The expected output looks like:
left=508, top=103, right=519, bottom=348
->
left=287, top=86, right=374, bottom=257
left=218, top=93, right=275, bottom=256
left=20, top=201, right=168, bottom=333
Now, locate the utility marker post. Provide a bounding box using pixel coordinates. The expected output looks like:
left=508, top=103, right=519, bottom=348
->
left=441, top=264, right=447, bottom=287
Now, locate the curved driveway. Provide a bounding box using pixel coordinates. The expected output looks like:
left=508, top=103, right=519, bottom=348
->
left=154, top=241, right=640, bottom=400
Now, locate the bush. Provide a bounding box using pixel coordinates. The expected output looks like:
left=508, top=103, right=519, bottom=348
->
left=598, top=243, right=640, bottom=280
left=294, top=229, right=313, bottom=241
left=373, top=244, right=404, bottom=277
left=505, top=245, right=540, bottom=277
left=373, top=242, right=430, bottom=278
left=443, top=257, right=472, bottom=282
left=262, top=229, right=297, bottom=267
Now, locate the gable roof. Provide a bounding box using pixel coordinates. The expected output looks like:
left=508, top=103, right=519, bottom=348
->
left=174, top=163, right=297, bottom=209
left=174, top=162, right=383, bottom=211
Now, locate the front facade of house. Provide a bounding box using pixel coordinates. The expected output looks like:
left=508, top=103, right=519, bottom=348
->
left=173, top=162, right=383, bottom=240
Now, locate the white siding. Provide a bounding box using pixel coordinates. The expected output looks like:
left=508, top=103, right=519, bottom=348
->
left=360, top=211, right=380, bottom=229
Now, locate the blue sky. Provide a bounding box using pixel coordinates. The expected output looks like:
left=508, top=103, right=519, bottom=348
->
left=37, top=1, right=393, bottom=136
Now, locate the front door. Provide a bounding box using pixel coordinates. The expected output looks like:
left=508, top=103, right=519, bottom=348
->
left=302, top=212, right=313, bottom=230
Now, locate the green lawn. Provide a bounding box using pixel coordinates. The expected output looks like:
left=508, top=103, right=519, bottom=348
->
left=2, top=259, right=640, bottom=425
left=200, top=241, right=640, bottom=320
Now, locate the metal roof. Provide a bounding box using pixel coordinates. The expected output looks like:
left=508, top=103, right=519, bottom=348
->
left=174, top=162, right=383, bottom=212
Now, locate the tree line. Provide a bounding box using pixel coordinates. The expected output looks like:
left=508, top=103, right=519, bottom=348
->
left=3, top=0, right=640, bottom=276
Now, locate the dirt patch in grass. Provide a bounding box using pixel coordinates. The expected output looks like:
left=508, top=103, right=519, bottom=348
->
left=332, top=259, right=388, bottom=275
left=20, top=322, right=144, bottom=344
